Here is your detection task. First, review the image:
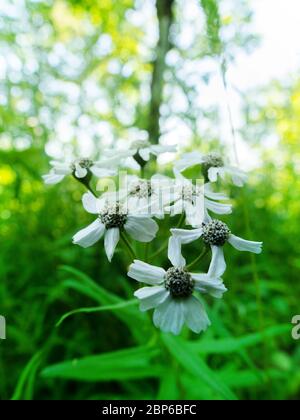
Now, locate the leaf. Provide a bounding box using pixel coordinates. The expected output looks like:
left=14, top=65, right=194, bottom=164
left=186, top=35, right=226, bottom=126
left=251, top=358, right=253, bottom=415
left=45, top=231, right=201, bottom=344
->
left=56, top=299, right=138, bottom=327
left=161, top=334, right=238, bottom=401
left=41, top=346, right=163, bottom=382
left=219, top=368, right=287, bottom=389
left=157, top=370, right=180, bottom=400
left=58, top=265, right=148, bottom=342
left=11, top=351, right=43, bottom=400
left=188, top=324, right=290, bottom=354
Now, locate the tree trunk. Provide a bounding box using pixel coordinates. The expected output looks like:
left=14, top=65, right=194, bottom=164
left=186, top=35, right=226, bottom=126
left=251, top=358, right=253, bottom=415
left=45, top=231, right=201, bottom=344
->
left=148, top=0, right=175, bottom=145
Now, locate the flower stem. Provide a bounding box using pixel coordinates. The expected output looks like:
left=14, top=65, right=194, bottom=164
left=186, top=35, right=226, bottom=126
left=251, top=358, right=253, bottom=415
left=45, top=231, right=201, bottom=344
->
left=120, top=231, right=136, bottom=260
left=76, top=175, right=98, bottom=196
left=186, top=246, right=210, bottom=270
left=144, top=242, right=150, bottom=262
left=149, top=239, right=168, bottom=260
left=149, top=213, right=186, bottom=260
left=87, top=183, right=97, bottom=196
left=140, top=165, right=146, bottom=179
left=176, top=212, right=186, bottom=228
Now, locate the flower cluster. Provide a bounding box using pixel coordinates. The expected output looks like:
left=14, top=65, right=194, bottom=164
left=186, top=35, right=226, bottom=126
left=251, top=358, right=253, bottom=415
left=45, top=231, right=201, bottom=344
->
left=43, top=143, right=262, bottom=335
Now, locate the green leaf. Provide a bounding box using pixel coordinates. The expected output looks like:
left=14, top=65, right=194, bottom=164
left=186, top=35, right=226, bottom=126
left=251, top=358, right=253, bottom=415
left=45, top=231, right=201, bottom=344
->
left=58, top=265, right=148, bottom=342
left=188, top=324, right=290, bottom=354
left=11, top=351, right=43, bottom=400
left=41, top=346, right=163, bottom=382
left=157, top=370, right=180, bottom=400
left=56, top=299, right=138, bottom=327
left=161, top=334, right=238, bottom=401
left=219, top=368, right=287, bottom=389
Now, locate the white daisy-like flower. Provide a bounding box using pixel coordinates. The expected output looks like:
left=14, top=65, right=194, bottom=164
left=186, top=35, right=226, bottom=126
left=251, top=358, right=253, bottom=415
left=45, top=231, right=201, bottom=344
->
left=129, top=140, right=177, bottom=163
left=166, top=176, right=232, bottom=227
left=106, top=140, right=177, bottom=165
left=174, top=151, right=247, bottom=187
left=127, top=238, right=227, bottom=335
left=42, top=156, right=119, bottom=185
left=72, top=192, right=159, bottom=261
left=171, top=218, right=263, bottom=275
left=116, top=174, right=174, bottom=218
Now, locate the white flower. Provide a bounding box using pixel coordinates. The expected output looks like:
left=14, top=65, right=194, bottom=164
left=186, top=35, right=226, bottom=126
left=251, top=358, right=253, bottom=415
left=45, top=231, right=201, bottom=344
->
left=72, top=192, right=159, bottom=261
left=42, top=157, right=117, bottom=185
left=116, top=174, right=174, bottom=218
left=106, top=140, right=177, bottom=164
left=174, top=151, right=247, bottom=187
left=171, top=218, right=263, bottom=274
left=166, top=176, right=232, bottom=227
left=127, top=238, right=227, bottom=335
left=129, top=140, right=177, bottom=163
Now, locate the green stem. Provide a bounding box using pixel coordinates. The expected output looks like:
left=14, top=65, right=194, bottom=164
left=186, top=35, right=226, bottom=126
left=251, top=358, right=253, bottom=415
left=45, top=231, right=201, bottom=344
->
left=76, top=175, right=98, bottom=196
left=120, top=231, right=136, bottom=260
left=176, top=212, right=186, bottom=228
left=56, top=299, right=138, bottom=327
left=87, top=183, right=97, bottom=196
left=144, top=242, right=150, bottom=263
left=186, top=246, right=210, bottom=270
left=150, top=213, right=186, bottom=260
left=150, top=239, right=169, bottom=260
left=140, top=165, right=146, bottom=179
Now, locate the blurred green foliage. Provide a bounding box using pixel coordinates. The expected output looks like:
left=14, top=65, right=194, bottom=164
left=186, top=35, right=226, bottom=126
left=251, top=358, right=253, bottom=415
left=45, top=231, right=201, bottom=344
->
left=0, top=0, right=299, bottom=400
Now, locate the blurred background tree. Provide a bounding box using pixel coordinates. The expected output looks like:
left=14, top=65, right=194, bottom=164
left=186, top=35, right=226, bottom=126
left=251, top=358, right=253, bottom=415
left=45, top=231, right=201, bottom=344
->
left=0, top=0, right=299, bottom=400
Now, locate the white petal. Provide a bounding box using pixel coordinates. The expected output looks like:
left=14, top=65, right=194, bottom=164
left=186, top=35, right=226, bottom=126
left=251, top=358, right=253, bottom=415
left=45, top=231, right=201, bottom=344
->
left=73, top=219, right=105, bottom=248
left=95, top=196, right=109, bottom=213
left=228, top=234, right=263, bottom=254
left=49, top=161, right=71, bottom=173
left=166, top=199, right=185, bottom=216
left=170, top=228, right=203, bottom=244
left=151, top=173, right=171, bottom=183
left=148, top=197, right=166, bottom=218
left=168, top=236, right=186, bottom=268
left=139, top=148, right=151, bottom=161
left=184, top=201, right=204, bottom=228
left=204, top=183, right=229, bottom=200
left=204, top=198, right=232, bottom=215
left=125, top=216, right=158, bottom=242
left=208, top=167, right=221, bottom=182
left=82, top=192, right=99, bottom=214
left=42, top=173, right=66, bottom=185
left=208, top=245, right=226, bottom=277
left=153, top=297, right=185, bottom=335
left=134, top=286, right=169, bottom=311
left=151, top=145, right=177, bottom=155
left=191, top=274, right=227, bottom=298
left=174, top=152, right=204, bottom=173
left=184, top=201, right=196, bottom=219
left=90, top=166, right=116, bottom=177
left=126, top=196, right=141, bottom=213
left=225, top=166, right=248, bottom=187
left=49, top=160, right=67, bottom=167
left=104, top=228, right=120, bottom=262
left=74, top=164, right=87, bottom=178
left=128, top=260, right=166, bottom=285
left=203, top=209, right=212, bottom=223
left=100, top=150, right=134, bottom=162
left=184, top=296, right=211, bottom=334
